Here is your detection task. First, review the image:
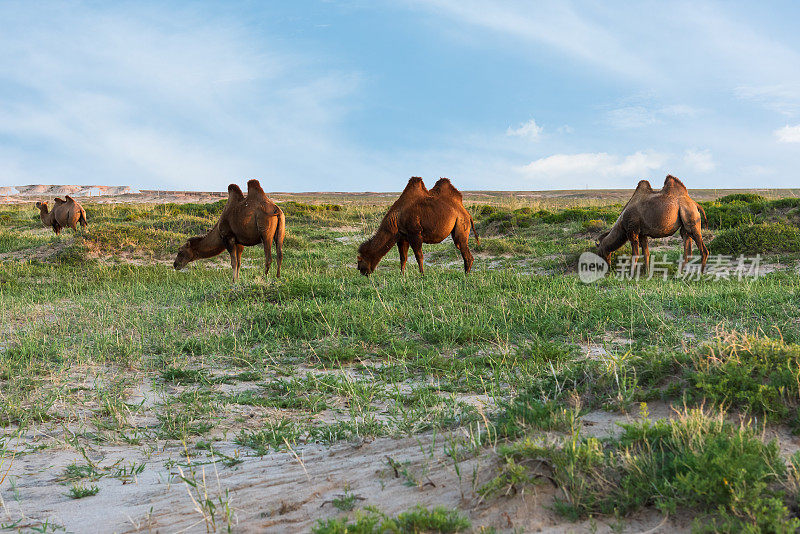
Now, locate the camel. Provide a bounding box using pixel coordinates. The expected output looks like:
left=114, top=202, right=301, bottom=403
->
left=357, top=177, right=479, bottom=276
left=596, top=175, right=708, bottom=274
left=35, top=196, right=87, bottom=234
left=173, top=179, right=285, bottom=282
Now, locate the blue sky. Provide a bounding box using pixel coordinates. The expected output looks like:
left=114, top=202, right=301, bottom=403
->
left=1, top=1, right=799, bottom=191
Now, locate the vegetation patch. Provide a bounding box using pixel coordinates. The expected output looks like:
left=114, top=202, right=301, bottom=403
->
left=708, top=222, right=800, bottom=254
left=312, top=505, right=471, bottom=534
left=484, top=407, right=799, bottom=531
left=684, top=333, right=800, bottom=422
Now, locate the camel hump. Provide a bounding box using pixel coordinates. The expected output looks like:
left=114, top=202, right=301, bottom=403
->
left=635, top=180, right=653, bottom=193
left=402, top=177, right=428, bottom=194
left=54, top=197, right=65, bottom=205
left=431, top=178, right=462, bottom=200
left=664, top=174, right=688, bottom=193
left=64, top=195, right=75, bottom=203
left=228, top=184, right=244, bottom=201
left=247, top=179, right=266, bottom=198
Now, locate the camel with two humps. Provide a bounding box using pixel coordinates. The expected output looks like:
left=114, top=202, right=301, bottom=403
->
left=173, top=179, right=285, bottom=282
left=596, top=174, right=708, bottom=275
left=357, top=177, right=479, bottom=276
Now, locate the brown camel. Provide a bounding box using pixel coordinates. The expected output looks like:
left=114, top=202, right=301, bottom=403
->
left=596, top=174, right=708, bottom=274
left=35, top=195, right=87, bottom=234
left=357, top=177, right=479, bottom=276
left=173, top=179, right=285, bottom=282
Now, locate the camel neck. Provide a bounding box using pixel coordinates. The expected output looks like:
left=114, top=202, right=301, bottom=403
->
left=602, top=224, right=628, bottom=253
left=195, top=226, right=227, bottom=259
left=367, top=228, right=397, bottom=258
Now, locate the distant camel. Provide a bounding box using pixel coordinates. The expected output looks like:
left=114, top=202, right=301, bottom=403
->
left=36, top=196, right=87, bottom=234
left=173, top=179, right=285, bottom=282
left=357, top=177, right=479, bottom=275
left=596, top=174, right=708, bottom=273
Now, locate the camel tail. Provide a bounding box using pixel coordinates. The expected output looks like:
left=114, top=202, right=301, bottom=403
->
left=79, top=208, right=88, bottom=227
left=274, top=208, right=285, bottom=273
left=694, top=201, right=707, bottom=228
left=470, top=215, right=480, bottom=246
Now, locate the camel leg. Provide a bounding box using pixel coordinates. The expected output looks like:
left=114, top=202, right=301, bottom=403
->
left=228, top=247, right=238, bottom=283
left=628, top=232, right=640, bottom=278
left=689, top=226, right=709, bottom=273
left=640, top=236, right=650, bottom=275
left=262, top=237, right=272, bottom=277
left=680, top=227, right=692, bottom=273
left=452, top=226, right=474, bottom=274
left=235, top=244, right=244, bottom=282
left=408, top=234, right=424, bottom=275
left=225, top=239, right=241, bottom=283
left=397, top=239, right=409, bottom=273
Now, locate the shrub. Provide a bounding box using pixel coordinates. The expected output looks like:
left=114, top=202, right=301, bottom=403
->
left=685, top=334, right=800, bottom=421
left=708, top=223, right=800, bottom=255
left=770, top=198, right=800, bottom=209
left=716, top=193, right=767, bottom=204
left=582, top=219, right=606, bottom=231
left=280, top=201, right=342, bottom=216
left=312, top=505, right=471, bottom=534
left=701, top=202, right=760, bottom=229
left=162, top=200, right=226, bottom=219
left=484, top=408, right=798, bottom=531
left=541, top=206, right=620, bottom=224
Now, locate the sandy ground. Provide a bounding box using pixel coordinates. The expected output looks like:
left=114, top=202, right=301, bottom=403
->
left=1, top=408, right=690, bottom=534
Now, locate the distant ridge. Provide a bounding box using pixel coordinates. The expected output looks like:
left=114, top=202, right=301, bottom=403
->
left=2, top=185, right=138, bottom=196
left=1, top=185, right=798, bottom=206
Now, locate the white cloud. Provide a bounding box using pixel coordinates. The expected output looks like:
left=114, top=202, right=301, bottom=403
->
left=0, top=3, right=382, bottom=190
left=683, top=149, right=716, bottom=173
left=735, top=85, right=800, bottom=116
left=605, top=103, right=701, bottom=129
left=606, top=106, right=659, bottom=128
left=518, top=150, right=667, bottom=180
left=506, top=119, right=543, bottom=139
left=775, top=125, right=800, bottom=143
left=404, top=0, right=657, bottom=81
left=741, top=165, right=775, bottom=177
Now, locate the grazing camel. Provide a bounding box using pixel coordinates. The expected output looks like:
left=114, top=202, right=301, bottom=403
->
left=35, top=196, right=87, bottom=234
left=596, top=174, right=708, bottom=274
left=173, top=179, right=285, bottom=282
left=357, top=177, right=479, bottom=276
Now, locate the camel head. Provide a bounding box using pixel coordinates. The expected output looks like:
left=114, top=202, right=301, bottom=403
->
left=356, top=242, right=376, bottom=276
left=595, top=230, right=609, bottom=249
left=173, top=238, right=200, bottom=270
left=35, top=201, right=48, bottom=212
left=595, top=230, right=612, bottom=265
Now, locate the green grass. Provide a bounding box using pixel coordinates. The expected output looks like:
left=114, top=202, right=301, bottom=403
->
left=485, top=407, right=799, bottom=532
left=312, top=505, right=471, bottom=534
left=67, top=484, right=100, bottom=499
left=1, top=195, right=800, bottom=530
left=708, top=222, right=800, bottom=254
